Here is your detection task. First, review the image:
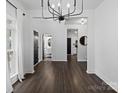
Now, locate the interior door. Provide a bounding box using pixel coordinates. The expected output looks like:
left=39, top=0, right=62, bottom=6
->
left=67, top=38, right=71, bottom=54
left=34, top=31, right=39, bottom=65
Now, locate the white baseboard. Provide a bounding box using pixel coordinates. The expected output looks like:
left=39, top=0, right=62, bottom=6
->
left=40, top=59, right=67, bottom=62
left=31, top=70, right=35, bottom=74
left=95, top=70, right=118, bottom=92
left=86, top=70, right=95, bottom=74
left=24, top=69, right=35, bottom=75
left=11, top=74, right=18, bottom=85
left=78, top=60, right=87, bottom=62
left=78, top=59, right=87, bottom=62
left=52, top=60, right=67, bottom=62
left=34, top=61, right=41, bottom=67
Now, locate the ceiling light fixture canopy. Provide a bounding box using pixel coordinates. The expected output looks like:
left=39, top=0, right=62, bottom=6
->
left=41, top=0, right=84, bottom=22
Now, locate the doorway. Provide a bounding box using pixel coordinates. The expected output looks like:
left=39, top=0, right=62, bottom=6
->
left=42, top=34, right=52, bottom=61
left=67, top=38, right=71, bottom=54
left=33, top=31, right=39, bottom=65
left=67, top=29, right=78, bottom=61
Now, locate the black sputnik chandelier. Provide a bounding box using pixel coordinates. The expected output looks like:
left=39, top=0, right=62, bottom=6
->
left=41, top=0, right=83, bottom=22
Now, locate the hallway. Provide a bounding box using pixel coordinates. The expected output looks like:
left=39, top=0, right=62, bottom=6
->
left=13, top=55, right=116, bottom=93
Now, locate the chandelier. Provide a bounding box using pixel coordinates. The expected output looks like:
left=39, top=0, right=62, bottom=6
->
left=40, top=0, right=83, bottom=22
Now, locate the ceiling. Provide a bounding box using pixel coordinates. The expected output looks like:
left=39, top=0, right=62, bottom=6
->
left=19, top=0, right=104, bottom=10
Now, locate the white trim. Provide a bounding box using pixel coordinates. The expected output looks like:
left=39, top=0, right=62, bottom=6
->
left=78, top=59, right=87, bottom=62
left=86, top=70, right=95, bottom=74
left=34, top=61, right=41, bottom=67
left=31, top=70, right=35, bottom=74
left=52, top=60, right=67, bottom=62
left=24, top=70, right=35, bottom=75
left=10, top=73, right=18, bottom=85
left=86, top=70, right=118, bottom=92
left=40, top=60, right=67, bottom=62
left=95, top=70, right=118, bottom=92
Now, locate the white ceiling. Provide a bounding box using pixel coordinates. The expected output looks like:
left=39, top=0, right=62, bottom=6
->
left=19, top=0, right=104, bottom=10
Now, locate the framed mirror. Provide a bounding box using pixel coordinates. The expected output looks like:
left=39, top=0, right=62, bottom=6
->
left=80, top=36, right=87, bottom=46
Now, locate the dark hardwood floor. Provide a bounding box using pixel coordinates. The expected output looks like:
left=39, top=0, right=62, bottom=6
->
left=13, top=55, right=117, bottom=93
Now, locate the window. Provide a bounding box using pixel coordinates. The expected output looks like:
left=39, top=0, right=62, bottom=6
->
left=7, top=16, right=17, bottom=77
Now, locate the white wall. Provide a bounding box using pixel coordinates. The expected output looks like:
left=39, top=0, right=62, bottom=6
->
left=87, top=10, right=95, bottom=73
left=94, top=0, right=118, bottom=91
left=23, top=12, right=34, bottom=73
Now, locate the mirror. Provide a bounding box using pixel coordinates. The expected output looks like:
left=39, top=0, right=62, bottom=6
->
left=80, top=36, right=87, bottom=46
left=48, top=38, right=52, bottom=47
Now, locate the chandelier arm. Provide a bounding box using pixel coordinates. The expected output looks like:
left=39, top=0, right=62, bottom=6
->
left=42, top=16, right=58, bottom=19
left=41, top=7, right=58, bottom=19
left=48, top=0, right=61, bottom=16
left=51, top=17, right=59, bottom=20
left=49, top=6, right=61, bottom=16
left=63, top=6, right=76, bottom=17
left=41, top=0, right=58, bottom=19
left=42, top=17, right=57, bottom=19
left=69, top=0, right=83, bottom=16
left=74, top=0, right=76, bottom=6
left=62, top=0, right=76, bottom=17
left=48, top=6, right=60, bottom=16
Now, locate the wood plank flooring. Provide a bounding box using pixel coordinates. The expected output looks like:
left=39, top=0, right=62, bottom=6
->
left=13, top=55, right=117, bottom=93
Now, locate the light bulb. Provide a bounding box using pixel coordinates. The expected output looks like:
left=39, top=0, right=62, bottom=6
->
left=52, top=4, right=55, bottom=8
left=81, top=18, right=87, bottom=24
left=58, top=3, right=61, bottom=7
left=75, top=31, right=78, bottom=34
left=67, top=3, right=70, bottom=8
